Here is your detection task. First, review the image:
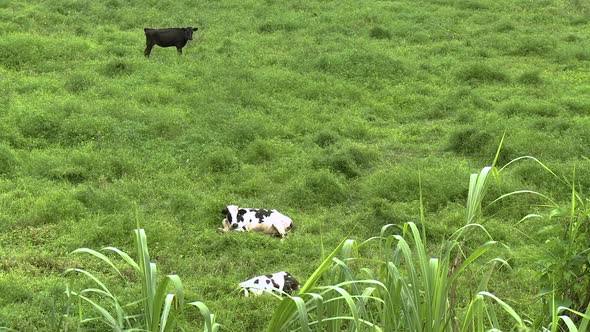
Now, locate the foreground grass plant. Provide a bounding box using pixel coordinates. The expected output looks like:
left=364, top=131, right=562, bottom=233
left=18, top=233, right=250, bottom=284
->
left=60, top=221, right=219, bottom=331
left=496, top=156, right=590, bottom=330
left=266, top=158, right=525, bottom=331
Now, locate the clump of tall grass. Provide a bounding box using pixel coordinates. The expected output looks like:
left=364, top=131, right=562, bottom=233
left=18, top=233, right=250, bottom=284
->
left=203, top=147, right=242, bottom=173
left=517, top=70, right=544, bottom=85
left=456, top=63, right=510, bottom=85
left=313, top=130, right=340, bottom=148
left=508, top=37, right=555, bottom=57
left=313, top=143, right=379, bottom=179
left=500, top=156, right=590, bottom=329
left=269, top=145, right=590, bottom=332
left=500, top=101, right=560, bottom=118
left=0, top=143, right=17, bottom=176
left=447, top=127, right=492, bottom=156
left=369, top=26, right=392, bottom=40
left=59, top=219, right=220, bottom=331
left=287, top=170, right=347, bottom=208
left=267, top=141, right=520, bottom=331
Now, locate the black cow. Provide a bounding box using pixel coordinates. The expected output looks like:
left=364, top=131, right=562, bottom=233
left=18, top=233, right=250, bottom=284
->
left=144, top=27, right=198, bottom=57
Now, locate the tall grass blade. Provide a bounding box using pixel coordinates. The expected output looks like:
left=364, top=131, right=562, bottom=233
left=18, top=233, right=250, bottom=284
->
left=70, top=248, right=123, bottom=278
left=578, top=300, right=590, bottom=331
left=291, top=296, right=311, bottom=332
left=266, top=239, right=346, bottom=332
left=478, top=291, right=524, bottom=326
left=76, top=294, right=123, bottom=332
left=158, top=293, right=174, bottom=332
left=65, top=268, right=113, bottom=296
left=448, top=241, right=496, bottom=286
left=189, top=301, right=221, bottom=332
left=558, top=315, right=579, bottom=332
left=103, top=246, right=140, bottom=273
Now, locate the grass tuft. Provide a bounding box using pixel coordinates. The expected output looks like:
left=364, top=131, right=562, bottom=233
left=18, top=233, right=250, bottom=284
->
left=103, top=59, right=134, bottom=77
left=313, top=143, right=379, bottom=178
left=517, top=70, right=544, bottom=85
left=509, top=37, right=555, bottom=56
left=313, top=130, right=340, bottom=148
left=289, top=170, right=347, bottom=207
left=369, top=26, right=392, bottom=40
left=447, top=128, right=493, bottom=156
left=456, top=63, right=510, bottom=85
left=204, top=148, right=242, bottom=173
left=0, top=144, right=17, bottom=176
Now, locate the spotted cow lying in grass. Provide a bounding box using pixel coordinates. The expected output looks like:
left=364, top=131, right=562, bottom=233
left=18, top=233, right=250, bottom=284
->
left=239, top=271, right=300, bottom=297
left=220, top=205, right=293, bottom=238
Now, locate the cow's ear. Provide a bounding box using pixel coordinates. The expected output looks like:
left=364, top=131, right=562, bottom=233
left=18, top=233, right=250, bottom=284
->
left=192, top=27, right=198, bottom=31
left=238, top=209, right=247, bottom=215
left=221, top=208, right=228, bottom=215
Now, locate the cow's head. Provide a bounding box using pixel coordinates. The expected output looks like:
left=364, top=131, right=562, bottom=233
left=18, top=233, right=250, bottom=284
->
left=183, top=27, right=199, bottom=40
left=221, top=205, right=247, bottom=231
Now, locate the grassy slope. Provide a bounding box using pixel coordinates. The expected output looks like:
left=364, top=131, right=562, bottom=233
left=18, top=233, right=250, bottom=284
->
left=0, top=0, right=589, bottom=330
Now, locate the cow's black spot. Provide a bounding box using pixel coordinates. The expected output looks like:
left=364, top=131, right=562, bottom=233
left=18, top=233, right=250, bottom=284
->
left=242, top=226, right=247, bottom=230
left=265, top=279, right=271, bottom=284
left=265, top=274, right=274, bottom=279
left=237, top=209, right=247, bottom=222
left=254, top=209, right=272, bottom=220
left=254, top=279, right=259, bottom=284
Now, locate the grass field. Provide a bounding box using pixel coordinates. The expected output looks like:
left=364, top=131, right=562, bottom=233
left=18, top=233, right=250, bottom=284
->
left=1, top=0, right=590, bottom=330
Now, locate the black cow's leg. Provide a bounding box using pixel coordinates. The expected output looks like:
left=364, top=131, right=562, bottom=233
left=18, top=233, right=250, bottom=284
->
left=177, top=47, right=183, bottom=56
left=144, top=42, right=154, bottom=57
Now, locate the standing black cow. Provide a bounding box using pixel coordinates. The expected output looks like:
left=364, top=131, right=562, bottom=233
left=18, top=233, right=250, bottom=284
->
left=144, top=27, right=198, bottom=57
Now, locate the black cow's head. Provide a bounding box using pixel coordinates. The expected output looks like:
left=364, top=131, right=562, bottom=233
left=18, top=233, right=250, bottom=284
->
left=183, top=27, right=199, bottom=40
left=284, top=273, right=300, bottom=293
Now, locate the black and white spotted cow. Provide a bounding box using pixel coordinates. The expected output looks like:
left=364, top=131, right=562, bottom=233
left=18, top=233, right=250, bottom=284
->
left=239, top=271, right=300, bottom=297
left=220, top=205, right=293, bottom=238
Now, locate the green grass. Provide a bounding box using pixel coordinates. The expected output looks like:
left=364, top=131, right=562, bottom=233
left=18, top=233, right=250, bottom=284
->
left=1, top=0, right=590, bottom=330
